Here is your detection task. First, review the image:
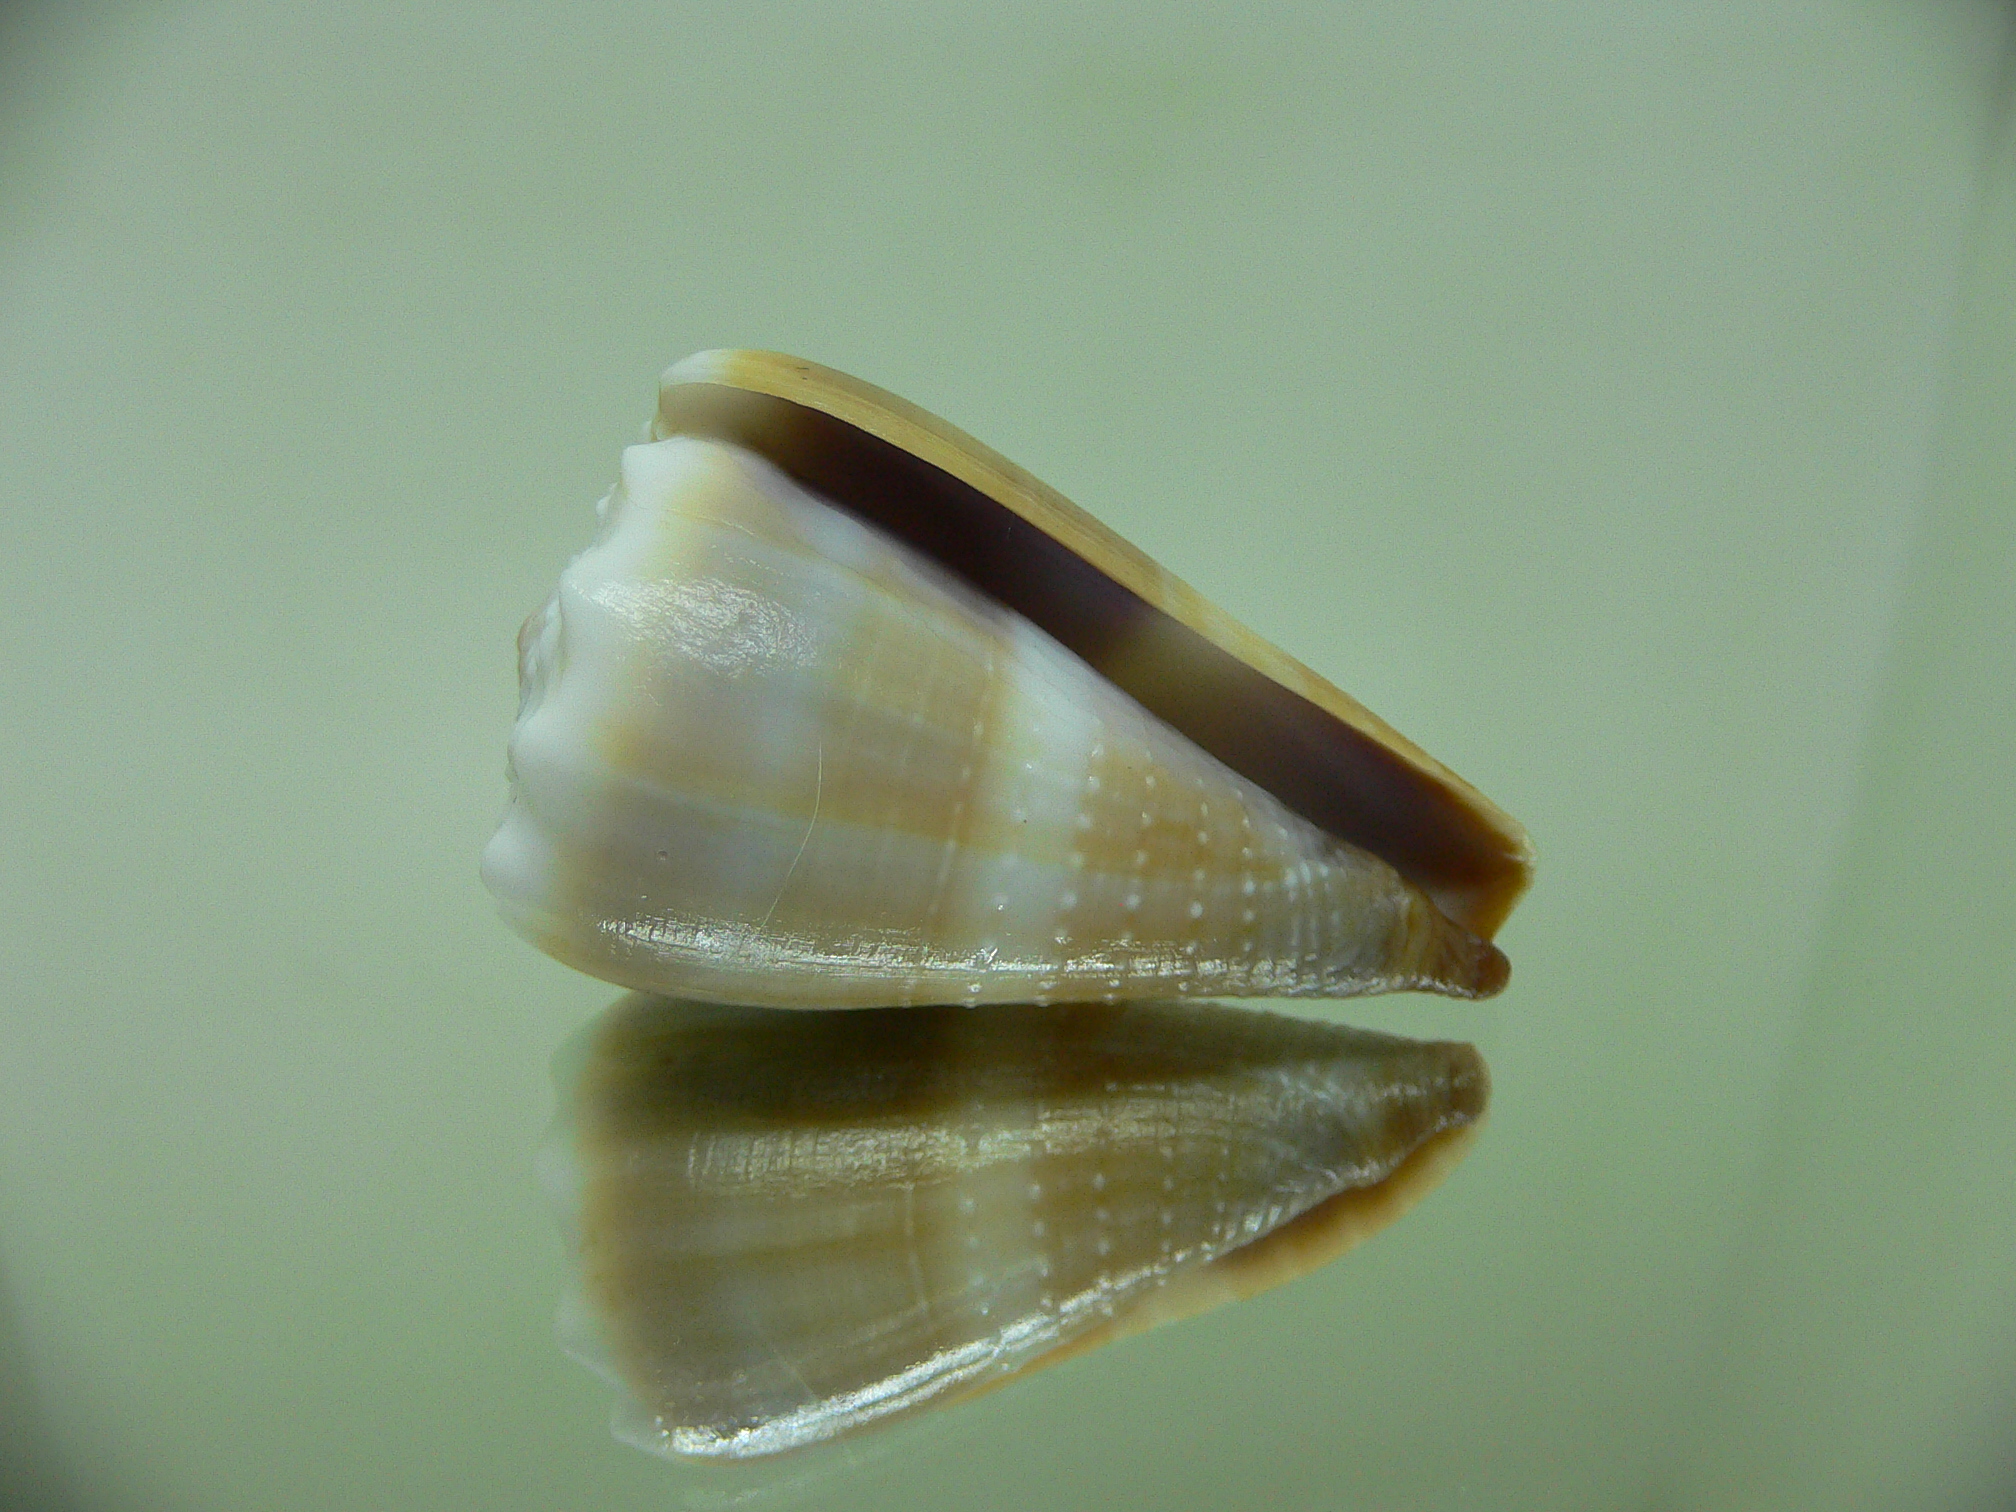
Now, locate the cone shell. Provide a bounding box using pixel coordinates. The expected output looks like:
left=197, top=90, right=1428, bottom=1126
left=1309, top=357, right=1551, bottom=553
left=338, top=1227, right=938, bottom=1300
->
left=552, top=995, right=1489, bottom=1460
left=483, top=353, right=1531, bottom=1009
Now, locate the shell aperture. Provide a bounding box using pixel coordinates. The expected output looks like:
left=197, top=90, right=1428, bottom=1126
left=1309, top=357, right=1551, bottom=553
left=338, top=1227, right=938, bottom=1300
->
left=552, top=994, right=1489, bottom=1461
left=483, top=377, right=1519, bottom=1008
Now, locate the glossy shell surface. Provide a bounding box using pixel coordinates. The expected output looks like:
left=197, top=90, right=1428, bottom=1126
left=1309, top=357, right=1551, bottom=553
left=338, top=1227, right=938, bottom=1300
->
left=482, top=353, right=1531, bottom=1009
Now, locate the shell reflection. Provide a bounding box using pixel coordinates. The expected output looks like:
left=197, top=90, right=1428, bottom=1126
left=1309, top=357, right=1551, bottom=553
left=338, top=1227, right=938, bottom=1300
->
left=554, top=995, right=1488, bottom=1460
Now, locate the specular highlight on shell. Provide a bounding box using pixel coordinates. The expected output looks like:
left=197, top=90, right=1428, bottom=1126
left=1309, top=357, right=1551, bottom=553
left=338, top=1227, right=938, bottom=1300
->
left=482, top=351, right=1532, bottom=1010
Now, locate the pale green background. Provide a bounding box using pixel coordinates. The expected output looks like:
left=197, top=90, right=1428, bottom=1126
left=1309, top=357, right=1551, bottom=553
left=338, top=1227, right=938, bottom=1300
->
left=2, top=4, right=2012, bottom=1509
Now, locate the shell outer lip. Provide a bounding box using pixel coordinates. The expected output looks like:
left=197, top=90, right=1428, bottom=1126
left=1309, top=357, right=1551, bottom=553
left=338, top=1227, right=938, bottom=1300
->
left=653, top=349, right=1533, bottom=942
